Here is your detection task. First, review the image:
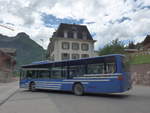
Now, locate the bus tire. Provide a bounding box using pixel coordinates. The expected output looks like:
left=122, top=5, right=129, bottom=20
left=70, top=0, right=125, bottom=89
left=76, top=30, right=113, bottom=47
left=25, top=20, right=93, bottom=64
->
left=29, top=82, right=36, bottom=92
left=73, top=83, right=84, bottom=96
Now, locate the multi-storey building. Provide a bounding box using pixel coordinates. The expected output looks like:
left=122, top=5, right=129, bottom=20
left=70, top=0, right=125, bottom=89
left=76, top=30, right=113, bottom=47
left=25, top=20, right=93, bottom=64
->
left=0, top=48, right=16, bottom=82
left=47, top=23, right=96, bottom=61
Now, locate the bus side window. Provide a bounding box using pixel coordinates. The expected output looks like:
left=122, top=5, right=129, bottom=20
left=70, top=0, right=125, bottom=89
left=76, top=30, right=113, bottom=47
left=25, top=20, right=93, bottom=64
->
left=69, top=66, right=77, bottom=78
left=51, top=67, right=62, bottom=79
left=87, top=63, right=105, bottom=74
left=38, top=70, right=50, bottom=79
left=62, top=66, right=68, bottom=79
left=69, top=65, right=85, bottom=78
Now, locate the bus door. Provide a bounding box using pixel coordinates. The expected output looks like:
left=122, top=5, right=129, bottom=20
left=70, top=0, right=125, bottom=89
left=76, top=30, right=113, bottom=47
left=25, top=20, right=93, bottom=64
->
left=20, top=69, right=28, bottom=88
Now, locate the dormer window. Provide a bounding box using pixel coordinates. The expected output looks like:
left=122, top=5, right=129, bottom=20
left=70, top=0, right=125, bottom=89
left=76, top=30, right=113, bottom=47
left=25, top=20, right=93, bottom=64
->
left=64, top=31, right=68, bottom=38
left=82, top=32, right=87, bottom=40
left=68, top=31, right=73, bottom=38
left=78, top=32, right=83, bottom=39
left=73, top=31, right=77, bottom=39
left=72, top=26, right=77, bottom=31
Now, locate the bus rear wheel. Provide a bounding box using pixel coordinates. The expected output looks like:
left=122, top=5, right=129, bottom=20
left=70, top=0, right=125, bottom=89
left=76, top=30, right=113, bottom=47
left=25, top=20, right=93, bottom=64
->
left=29, top=82, right=36, bottom=92
left=73, top=83, right=84, bottom=96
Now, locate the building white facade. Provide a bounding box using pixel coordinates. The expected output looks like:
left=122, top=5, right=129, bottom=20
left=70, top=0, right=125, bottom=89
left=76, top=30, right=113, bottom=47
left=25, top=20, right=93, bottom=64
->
left=47, top=23, right=96, bottom=61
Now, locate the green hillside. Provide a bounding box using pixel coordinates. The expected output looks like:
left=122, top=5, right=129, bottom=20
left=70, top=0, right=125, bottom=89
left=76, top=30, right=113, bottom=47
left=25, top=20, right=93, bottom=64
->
left=0, top=32, right=45, bottom=67
left=130, top=54, right=150, bottom=65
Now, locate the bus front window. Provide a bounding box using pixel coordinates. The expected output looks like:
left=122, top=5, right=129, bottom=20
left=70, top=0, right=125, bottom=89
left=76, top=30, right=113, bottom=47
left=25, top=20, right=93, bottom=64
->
left=20, top=69, right=28, bottom=80
left=105, top=63, right=116, bottom=73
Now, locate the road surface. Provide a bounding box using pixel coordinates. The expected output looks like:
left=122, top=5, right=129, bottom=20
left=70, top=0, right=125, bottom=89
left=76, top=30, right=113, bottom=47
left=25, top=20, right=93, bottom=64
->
left=0, top=86, right=150, bottom=113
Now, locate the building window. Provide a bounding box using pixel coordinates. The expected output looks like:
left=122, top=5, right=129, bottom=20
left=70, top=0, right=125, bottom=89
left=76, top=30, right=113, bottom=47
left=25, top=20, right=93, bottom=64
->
left=62, top=42, right=70, bottom=49
left=81, top=54, right=89, bottom=58
left=50, top=55, right=54, bottom=61
left=61, top=53, right=70, bottom=60
left=68, top=31, right=73, bottom=38
left=5, top=60, right=11, bottom=69
left=72, top=43, right=79, bottom=50
left=81, top=43, right=89, bottom=51
left=72, top=54, right=80, bottom=59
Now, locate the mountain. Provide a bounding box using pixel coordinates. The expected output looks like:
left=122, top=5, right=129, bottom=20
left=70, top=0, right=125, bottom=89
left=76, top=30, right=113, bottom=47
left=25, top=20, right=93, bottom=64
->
left=0, top=32, right=45, bottom=67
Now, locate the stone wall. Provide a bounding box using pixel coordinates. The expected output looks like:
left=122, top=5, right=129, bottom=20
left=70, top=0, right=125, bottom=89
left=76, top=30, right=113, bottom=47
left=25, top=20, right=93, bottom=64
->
left=130, top=64, right=150, bottom=86
left=0, top=71, right=12, bottom=82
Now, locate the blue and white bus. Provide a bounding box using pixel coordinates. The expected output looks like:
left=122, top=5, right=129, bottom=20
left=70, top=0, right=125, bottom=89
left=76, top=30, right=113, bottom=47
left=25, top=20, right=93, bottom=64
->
left=20, top=54, right=132, bottom=95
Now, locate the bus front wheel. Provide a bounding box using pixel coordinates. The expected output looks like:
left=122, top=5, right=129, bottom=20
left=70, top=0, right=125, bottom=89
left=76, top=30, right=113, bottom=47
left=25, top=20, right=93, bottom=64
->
left=73, top=83, right=84, bottom=96
left=29, top=82, right=36, bottom=92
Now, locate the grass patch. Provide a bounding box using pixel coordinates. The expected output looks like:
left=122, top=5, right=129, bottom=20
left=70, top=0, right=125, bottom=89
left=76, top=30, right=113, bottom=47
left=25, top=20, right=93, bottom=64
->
left=130, top=54, right=150, bottom=64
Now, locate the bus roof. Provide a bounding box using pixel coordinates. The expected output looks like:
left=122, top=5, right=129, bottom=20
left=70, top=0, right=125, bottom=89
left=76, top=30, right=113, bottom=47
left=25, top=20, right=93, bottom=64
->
left=21, top=54, right=124, bottom=68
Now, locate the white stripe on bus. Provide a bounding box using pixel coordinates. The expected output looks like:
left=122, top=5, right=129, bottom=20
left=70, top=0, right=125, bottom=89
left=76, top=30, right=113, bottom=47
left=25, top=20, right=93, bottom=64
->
left=36, top=85, right=60, bottom=88
left=63, top=79, right=110, bottom=82
left=36, top=85, right=61, bottom=88
left=83, top=73, right=122, bottom=76
left=35, top=81, right=74, bottom=84
left=36, top=87, right=60, bottom=90
left=36, top=81, right=89, bottom=85
left=36, top=85, right=61, bottom=87
left=36, top=83, right=61, bottom=86
left=74, top=76, right=118, bottom=79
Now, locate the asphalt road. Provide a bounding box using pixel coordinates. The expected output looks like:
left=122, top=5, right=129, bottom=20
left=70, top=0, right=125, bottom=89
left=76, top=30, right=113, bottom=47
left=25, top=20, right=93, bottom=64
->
left=0, top=86, right=150, bottom=113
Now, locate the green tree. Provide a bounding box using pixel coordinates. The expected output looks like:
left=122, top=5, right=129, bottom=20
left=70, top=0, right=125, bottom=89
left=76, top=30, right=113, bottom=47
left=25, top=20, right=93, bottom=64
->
left=128, top=41, right=136, bottom=49
left=98, top=39, right=125, bottom=56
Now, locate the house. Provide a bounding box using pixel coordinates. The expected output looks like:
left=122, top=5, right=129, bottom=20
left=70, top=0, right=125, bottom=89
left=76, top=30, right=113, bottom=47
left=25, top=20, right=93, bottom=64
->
left=125, top=35, right=150, bottom=55
left=47, top=23, right=96, bottom=61
left=143, top=35, right=150, bottom=50
left=0, top=48, right=16, bottom=82
left=124, top=49, right=138, bottom=53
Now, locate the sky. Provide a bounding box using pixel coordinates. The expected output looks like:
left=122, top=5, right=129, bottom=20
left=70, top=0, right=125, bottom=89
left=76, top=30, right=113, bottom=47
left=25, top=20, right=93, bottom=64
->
left=0, top=0, right=150, bottom=50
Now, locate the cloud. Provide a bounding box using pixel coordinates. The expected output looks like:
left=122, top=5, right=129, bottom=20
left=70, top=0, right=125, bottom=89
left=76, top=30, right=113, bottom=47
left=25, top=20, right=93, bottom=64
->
left=0, top=0, right=150, bottom=50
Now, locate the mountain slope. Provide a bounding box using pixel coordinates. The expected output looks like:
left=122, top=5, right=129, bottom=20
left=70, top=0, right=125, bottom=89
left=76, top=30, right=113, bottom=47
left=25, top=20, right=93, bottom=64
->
left=0, top=32, right=45, bottom=67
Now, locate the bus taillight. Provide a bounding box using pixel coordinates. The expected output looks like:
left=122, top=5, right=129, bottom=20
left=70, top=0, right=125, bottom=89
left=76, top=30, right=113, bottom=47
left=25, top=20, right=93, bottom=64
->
left=117, top=75, right=123, bottom=80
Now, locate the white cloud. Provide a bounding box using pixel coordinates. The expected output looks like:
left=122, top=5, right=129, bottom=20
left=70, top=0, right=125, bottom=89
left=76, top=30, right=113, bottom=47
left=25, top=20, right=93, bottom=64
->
left=0, top=0, right=150, bottom=50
